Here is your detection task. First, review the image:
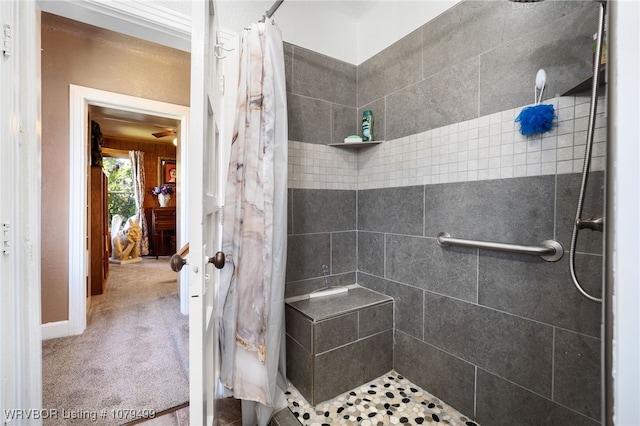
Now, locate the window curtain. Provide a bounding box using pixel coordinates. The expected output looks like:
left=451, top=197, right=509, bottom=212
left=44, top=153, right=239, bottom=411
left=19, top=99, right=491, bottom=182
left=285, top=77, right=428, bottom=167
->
left=129, top=150, right=149, bottom=255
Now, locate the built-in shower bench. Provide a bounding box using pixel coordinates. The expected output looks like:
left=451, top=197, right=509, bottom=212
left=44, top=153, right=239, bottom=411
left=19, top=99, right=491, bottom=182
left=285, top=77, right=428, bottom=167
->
left=285, top=285, right=393, bottom=406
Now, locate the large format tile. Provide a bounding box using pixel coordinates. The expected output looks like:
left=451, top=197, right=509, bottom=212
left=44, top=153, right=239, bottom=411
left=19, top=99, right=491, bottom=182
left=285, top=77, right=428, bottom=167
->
left=331, top=231, right=356, bottom=275
left=422, top=1, right=502, bottom=79
left=423, top=292, right=554, bottom=396
left=386, top=58, right=479, bottom=140
left=286, top=234, right=331, bottom=282
left=283, top=42, right=293, bottom=93
left=291, top=189, right=356, bottom=234
left=285, top=305, right=312, bottom=352
left=314, top=330, right=393, bottom=404
left=357, top=28, right=423, bottom=107
left=556, top=172, right=605, bottom=255
left=358, top=302, right=393, bottom=338
left=386, top=234, right=477, bottom=302
left=291, top=46, right=357, bottom=107
left=479, top=5, right=597, bottom=116
left=287, top=93, right=331, bottom=145
left=315, top=312, right=358, bottom=354
left=357, top=231, right=385, bottom=277
left=476, top=369, right=600, bottom=426
left=285, top=335, right=313, bottom=404
left=424, top=176, right=555, bottom=244
left=332, top=103, right=358, bottom=145
left=358, top=186, right=424, bottom=235
left=358, top=273, right=424, bottom=340
left=554, top=329, right=601, bottom=421
left=394, top=331, right=476, bottom=418
left=478, top=251, right=602, bottom=337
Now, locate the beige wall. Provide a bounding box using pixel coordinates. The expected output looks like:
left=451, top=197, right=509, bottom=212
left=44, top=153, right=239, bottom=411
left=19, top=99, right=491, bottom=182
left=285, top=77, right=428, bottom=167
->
left=41, top=12, right=190, bottom=323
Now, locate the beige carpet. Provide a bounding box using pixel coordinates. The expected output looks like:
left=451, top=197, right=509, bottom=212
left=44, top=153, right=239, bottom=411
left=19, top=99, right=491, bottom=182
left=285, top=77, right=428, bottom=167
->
left=42, top=258, right=189, bottom=425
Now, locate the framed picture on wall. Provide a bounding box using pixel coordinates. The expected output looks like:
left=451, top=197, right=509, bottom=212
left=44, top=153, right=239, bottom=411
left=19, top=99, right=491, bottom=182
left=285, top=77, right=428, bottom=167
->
left=159, top=158, right=177, bottom=186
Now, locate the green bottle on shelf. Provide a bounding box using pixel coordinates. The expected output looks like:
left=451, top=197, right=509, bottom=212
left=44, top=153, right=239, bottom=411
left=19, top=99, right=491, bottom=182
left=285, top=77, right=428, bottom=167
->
left=362, top=110, right=374, bottom=141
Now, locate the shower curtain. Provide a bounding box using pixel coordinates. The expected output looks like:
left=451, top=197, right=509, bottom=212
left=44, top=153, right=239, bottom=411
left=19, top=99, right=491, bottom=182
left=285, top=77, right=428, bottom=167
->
left=218, top=21, right=288, bottom=426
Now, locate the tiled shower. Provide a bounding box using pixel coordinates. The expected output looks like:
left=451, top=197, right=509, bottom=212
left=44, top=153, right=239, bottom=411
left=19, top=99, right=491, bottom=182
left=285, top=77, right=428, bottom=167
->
left=284, top=1, right=604, bottom=424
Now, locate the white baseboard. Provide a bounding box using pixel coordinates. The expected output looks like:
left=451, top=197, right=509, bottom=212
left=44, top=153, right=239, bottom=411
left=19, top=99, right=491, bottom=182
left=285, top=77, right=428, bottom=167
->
left=41, top=321, right=70, bottom=340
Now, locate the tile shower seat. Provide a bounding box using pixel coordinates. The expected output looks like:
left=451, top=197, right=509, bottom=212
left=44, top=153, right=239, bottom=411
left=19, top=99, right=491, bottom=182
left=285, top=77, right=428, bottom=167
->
left=285, top=286, right=393, bottom=406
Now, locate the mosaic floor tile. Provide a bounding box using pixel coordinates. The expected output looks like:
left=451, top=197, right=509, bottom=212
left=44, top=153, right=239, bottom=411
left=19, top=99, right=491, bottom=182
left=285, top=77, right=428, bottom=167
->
left=286, top=371, right=479, bottom=426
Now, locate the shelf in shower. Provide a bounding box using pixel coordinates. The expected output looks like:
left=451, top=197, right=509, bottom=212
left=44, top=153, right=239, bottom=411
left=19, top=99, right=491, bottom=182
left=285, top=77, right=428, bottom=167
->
left=328, top=141, right=382, bottom=149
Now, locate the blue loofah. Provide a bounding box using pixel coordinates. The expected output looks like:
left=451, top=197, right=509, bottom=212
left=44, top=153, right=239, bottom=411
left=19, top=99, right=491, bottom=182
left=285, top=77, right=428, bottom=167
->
left=515, top=104, right=556, bottom=136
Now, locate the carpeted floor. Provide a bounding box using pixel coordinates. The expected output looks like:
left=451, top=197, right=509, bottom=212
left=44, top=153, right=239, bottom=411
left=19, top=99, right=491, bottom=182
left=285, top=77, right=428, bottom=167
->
left=42, top=258, right=189, bottom=425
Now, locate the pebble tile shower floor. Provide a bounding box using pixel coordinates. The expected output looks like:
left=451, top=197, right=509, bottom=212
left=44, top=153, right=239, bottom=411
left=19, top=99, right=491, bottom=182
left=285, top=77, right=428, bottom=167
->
left=286, top=371, right=479, bottom=425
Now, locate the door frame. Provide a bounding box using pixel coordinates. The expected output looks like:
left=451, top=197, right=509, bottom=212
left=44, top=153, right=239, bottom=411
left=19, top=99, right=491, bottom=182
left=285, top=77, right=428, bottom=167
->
left=63, top=86, right=191, bottom=336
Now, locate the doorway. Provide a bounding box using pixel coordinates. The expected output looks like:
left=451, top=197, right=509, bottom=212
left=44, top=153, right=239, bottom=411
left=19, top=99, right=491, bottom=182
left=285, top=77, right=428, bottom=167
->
left=65, top=85, right=190, bottom=336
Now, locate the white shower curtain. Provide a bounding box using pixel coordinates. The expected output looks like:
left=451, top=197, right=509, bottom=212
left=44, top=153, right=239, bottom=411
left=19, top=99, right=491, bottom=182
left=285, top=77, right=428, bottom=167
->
left=218, top=21, right=288, bottom=426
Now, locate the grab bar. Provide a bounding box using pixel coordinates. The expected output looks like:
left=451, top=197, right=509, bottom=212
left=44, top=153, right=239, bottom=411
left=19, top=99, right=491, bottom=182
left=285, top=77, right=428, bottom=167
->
left=436, top=232, right=564, bottom=262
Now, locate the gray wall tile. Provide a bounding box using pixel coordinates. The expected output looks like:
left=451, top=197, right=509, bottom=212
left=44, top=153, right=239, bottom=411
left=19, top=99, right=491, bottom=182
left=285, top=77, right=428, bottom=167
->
left=315, top=312, right=358, bottom=354
left=332, top=103, right=358, bottom=145
left=358, top=186, right=424, bottom=235
left=394, top=331, right=476, bottom=418
left=286, top=233, right=330, bottom=282
left=291, top=46, right=357, bottom=107
left=359, top=302, right=393, bottom=338
left=285, top=305, right=312, bottom=352
left=422, top=1, right=502, bottom=79
left=424, top=176, right=555, bottom=243
left=556, top=171, right=605, bottom=255
left=287, top=189, right=293, bottom=234
left=283, top=42, right=293, bottom=93
left=357, top=29, right=423, bottom=107
left=291, top=189, right=356, bottom=234
left=287, top=93, right=331, bottom=145
left=386, top=235, right=477, bottom=302
left=386, top=58, right=479, bottom=140
left=479, top=6, right=597, bottom=116
left=285, top=335, right=313, bottom=403
left=554, top=329, right=601, bottom=421
left=357, top=232, right=385, bottom=277
left=476, top=369, right=600, bottom=426
left=424, top=292, right=553, bottom=396
left=314, top=330, right=392, bottom=404
left=358, top=273, right=423, bottom=340
left=332, top=231, right=356, bottom=274
left=478, top=251, right=602, bottom=337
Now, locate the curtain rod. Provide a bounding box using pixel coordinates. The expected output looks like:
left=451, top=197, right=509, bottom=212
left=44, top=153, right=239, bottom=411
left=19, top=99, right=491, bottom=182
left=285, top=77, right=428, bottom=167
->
left=260, top=0, right=284, bottom=22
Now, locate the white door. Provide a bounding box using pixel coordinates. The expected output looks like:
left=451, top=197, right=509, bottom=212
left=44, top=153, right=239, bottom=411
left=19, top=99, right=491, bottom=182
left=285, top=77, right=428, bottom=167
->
left=188, top=0, right=223, bottom=424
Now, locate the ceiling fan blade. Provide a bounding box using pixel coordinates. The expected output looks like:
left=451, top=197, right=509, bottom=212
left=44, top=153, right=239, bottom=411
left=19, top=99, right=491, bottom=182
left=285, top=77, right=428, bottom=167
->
left=152, top=130, right=176, bottom=138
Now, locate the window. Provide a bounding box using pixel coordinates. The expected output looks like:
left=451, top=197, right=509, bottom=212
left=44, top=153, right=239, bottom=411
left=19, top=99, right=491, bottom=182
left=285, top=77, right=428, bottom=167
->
left=103, top=156, right=136, bottom=222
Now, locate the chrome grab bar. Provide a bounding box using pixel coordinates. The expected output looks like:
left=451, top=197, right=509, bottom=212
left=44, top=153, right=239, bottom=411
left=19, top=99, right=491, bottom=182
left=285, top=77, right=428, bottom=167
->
left=436, top=232, right=564, bottom=262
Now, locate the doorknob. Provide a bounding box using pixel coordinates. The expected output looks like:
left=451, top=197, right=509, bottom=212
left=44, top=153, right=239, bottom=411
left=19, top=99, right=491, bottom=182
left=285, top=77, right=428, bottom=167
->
left=170, top=243, right=190, bottom=272
left=208, top=251, right=225, bottom=269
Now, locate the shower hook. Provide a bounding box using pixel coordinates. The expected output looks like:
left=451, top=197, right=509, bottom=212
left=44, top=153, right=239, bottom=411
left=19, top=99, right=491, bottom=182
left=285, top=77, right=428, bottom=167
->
left=214, top=43, right=234, bottom=59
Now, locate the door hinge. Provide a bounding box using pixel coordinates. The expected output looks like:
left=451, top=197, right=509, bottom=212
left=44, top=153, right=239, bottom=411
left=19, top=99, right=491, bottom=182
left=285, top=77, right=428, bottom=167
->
left=3, top=24, right=11, bottom=58
left=219, top=75, right=225, bottom=95
left=3, top=223, right=10, bottom=255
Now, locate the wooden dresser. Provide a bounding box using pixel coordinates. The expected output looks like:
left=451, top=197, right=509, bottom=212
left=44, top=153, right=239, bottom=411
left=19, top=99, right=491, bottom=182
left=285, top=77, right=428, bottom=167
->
left=151, top=206, right=176, bottom=258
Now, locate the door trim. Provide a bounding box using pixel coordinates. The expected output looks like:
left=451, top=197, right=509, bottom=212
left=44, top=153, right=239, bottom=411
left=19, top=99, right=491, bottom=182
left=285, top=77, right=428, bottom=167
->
left=62, top=85, right=190, bottom=337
